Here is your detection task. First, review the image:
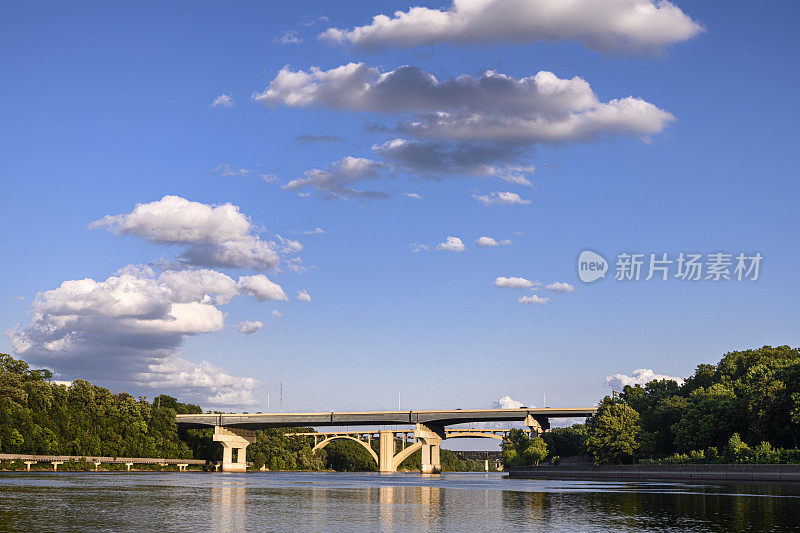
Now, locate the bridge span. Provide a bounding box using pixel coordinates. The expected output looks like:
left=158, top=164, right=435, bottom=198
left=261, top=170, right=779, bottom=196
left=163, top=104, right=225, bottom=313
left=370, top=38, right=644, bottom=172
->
left=176, top=407, right=596, bottom=474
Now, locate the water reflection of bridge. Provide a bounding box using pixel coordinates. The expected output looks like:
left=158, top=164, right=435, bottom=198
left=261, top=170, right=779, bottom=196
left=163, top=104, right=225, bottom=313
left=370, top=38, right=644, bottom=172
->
left=177, top=407, right=596, bottom=473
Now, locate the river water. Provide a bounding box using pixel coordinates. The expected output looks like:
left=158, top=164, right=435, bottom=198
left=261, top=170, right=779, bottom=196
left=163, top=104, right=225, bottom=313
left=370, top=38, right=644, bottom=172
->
left=0, top=471, right=797, bottom=532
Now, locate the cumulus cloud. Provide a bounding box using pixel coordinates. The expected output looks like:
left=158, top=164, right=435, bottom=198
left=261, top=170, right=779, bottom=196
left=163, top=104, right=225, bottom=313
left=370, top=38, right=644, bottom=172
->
left=491, top=395, right=526, bottom=409
left=257, top=64, right=673, bottom=144
left=494, top=276, right=533, bottom=289
left=436, top=236, right=465, bottom=253
left=271, top=309, right=283, bottom=319
left=283, top=156, right=388, bottom=199
left=475, top=236, right=511, bottom=247
left=605, top=369, right=684, bottom=389
left=320, top=0, right=703, bottom=55
left=5, top=265, right=278, bottom=406
left=546, top=282, right=575, bottom=293
left=90, top=196, right=280, bottom=270
left=234, top=320, right=263, bottom=335
left=410, top=243, right=429, bottom=253
left=296, top=289, right=311, bottom=302
left=211, top=94, right=234, bottom=108
left=473, top=191, right=531, bottom=206
left=236, top=275, right=288, bottom=301
left=374, top=138, right=529, bottom=181
left=519, top=294, right=550, bottom=305
left=257, top=62, right=673, bottom=193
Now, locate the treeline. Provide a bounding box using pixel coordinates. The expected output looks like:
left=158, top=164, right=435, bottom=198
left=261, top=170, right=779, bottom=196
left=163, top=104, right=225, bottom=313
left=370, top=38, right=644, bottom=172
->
left=0, top=353, right=201, bottom=458
left=0, top=353, right=481, bottom=471
left=537, top=345, right=800, bottom=465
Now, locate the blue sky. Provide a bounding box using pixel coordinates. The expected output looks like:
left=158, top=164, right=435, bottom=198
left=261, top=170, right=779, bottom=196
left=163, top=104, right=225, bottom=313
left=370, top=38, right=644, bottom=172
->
left=1, top=1, right=798, bottom=425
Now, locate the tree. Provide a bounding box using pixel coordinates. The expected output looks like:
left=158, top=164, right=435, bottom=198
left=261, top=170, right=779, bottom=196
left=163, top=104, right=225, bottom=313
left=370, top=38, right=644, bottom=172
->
left=542, top=424, right=587, bottom=458
left=523, top=438, right=548, bottom=466
left=586, top=397, right=641, bottom=465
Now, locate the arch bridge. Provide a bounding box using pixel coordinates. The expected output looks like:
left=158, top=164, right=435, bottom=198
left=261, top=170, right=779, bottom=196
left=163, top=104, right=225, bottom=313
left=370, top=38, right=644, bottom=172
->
left=292, top=427, right=513, bottom=472
left=176, top=407, right=596, bottom=473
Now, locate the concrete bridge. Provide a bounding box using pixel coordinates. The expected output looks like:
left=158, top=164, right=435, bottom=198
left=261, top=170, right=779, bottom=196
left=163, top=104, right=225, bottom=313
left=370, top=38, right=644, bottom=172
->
left=176, top=407, right=596, bottom=473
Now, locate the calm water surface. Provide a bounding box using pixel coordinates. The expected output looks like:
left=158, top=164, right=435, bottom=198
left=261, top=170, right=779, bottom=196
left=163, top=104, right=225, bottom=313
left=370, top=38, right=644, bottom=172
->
left=0, top=471, right=797, bottom=532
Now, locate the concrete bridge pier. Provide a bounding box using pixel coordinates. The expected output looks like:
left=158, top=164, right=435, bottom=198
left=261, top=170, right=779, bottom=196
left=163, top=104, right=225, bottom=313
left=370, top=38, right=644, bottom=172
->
left=525, top=414, right=550, bottom=436
left=414, top=424, right=443, bottom=474
left=378, top=430, right=395, bottom=473
left=214, top=426, right=256, bottom=472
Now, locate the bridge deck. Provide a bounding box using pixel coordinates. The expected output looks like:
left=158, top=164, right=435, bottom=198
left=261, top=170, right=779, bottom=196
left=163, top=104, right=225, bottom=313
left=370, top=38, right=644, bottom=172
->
left=176, top=407, right=596, bottom=430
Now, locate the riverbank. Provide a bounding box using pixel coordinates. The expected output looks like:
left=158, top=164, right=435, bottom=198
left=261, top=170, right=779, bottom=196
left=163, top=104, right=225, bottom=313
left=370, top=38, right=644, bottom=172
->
left=508, top=464, right=800, bottom=483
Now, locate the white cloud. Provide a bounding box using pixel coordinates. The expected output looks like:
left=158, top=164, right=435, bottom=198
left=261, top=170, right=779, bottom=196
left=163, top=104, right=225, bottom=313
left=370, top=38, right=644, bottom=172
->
left=90, top=196, right=280, bottom=270
left=494, top=276, right=533, bottom=289
left=320, top=0, right=703, bottom=55
left=211, top=94, right=234, bottom=108
left=499, top=165, right=535, bottom=187
left=236, top=275, right=288, bottom=301
left=302, top=227, right=326, bottom=235
left=141, top=358, right=259, bottom=407
left=546, top=282, right=575, bottom=293
left=605, top=369, right=684, bottom=389
left=436, top=236, right=465, bottom=253
left=5, top=265, right=273, bottom=407
left=519, top=294, right=550, bottom=305
left=473, top=191, right=531, bottom=206
left=159, top=268, right=239, bottom=304
left=234, top=320, right=263, bottom=335
left=491, top=395, right=526, bottom=409
left=271, top=309, right=283, bottom=319
left=475, top=236, right=512, bottom=247
left=258, top=63, right=673, bottom=188
left=280, top=30, right=302, bottom=45
left=275, top=235, right=303, bottom=253
left=405, top=192, right=422, bottom=199
left=257, top=64, right=673, bottom=145
left=296, top=289, right=311, bottom=302
left=410, top=243, right=429, bottom=253
left=283, top=156, right=387, bottom=199
left=212, top=164, right=252, bottom=177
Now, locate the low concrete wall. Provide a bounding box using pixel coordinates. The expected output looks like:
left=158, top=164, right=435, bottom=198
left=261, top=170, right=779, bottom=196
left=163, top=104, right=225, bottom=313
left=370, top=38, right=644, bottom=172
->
left=508, top=464, right=800, bottom=483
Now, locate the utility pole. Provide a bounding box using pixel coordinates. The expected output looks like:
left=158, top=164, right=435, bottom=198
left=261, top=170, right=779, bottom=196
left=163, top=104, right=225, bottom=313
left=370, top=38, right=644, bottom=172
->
left=266, top=393, right=270, bottom=413
left=542, top=385, right=547, bottom=408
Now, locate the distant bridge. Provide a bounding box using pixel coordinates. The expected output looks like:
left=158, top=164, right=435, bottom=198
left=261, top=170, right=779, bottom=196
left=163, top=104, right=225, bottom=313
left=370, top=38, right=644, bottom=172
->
left=176, top=407, right=596, bottom=473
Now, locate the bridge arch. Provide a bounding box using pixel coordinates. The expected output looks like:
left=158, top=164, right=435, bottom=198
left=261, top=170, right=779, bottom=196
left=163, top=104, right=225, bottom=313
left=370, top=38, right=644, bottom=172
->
left=389, top=441, right=422, bottom=471
left=444, top=431, right=505, bottom=441
left=312, top=435, right=379, bottom=466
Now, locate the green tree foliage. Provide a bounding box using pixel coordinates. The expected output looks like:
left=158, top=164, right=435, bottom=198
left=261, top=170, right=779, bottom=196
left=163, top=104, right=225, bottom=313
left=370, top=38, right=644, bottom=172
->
left=323, top=439, right=377, bottom=472
left=523, top=438, right=548, bottom=465
left=244, top=428, right=327, bottom=471
left=501, top=429, right=548, bottom=467
left=0, top=353, right=200, bottom=458
left=541, top=424, right=588, bottom=458
left=585, top=397, right=640, bottom=465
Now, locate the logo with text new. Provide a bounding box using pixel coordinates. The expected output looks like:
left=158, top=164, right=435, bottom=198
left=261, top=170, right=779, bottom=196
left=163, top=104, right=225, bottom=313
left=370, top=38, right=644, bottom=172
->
left=578, top=250, right=608, bottom=283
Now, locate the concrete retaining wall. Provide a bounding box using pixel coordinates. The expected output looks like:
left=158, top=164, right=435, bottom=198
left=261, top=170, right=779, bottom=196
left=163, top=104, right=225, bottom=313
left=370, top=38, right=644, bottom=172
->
left=508, top=464, right=800, bottom=483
